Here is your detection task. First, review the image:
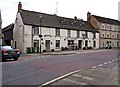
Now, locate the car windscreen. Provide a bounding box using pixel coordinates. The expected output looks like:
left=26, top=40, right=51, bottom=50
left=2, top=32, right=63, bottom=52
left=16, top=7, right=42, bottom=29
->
left=1, top=46, right=13, bottom=50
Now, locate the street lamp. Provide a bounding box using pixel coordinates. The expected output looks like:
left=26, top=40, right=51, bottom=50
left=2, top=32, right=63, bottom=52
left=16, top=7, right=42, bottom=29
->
left=39, top=15, right=42, bottom=54
left=39, top=34, right=42, bottom=54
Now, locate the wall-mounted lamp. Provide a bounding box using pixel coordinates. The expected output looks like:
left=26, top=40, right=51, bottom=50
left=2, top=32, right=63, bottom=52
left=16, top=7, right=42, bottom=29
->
left=51, top=42, right=52, bottom=44
left=41, top=38, right=43, bottom=41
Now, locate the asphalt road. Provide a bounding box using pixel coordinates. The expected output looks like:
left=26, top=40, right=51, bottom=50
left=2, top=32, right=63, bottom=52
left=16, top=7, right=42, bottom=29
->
left=2, top=49, right=119, bottom=86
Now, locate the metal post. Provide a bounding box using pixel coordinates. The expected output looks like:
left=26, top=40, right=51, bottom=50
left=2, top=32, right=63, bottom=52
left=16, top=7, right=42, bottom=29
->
left=39, top=15, right=42, bottom=54
left=40, top=37, right=41, bottom=54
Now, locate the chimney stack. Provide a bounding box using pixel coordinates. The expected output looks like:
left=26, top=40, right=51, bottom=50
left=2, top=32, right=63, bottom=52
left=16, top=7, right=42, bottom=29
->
left=74, top=16, right=77, bottom=20
left=18, top=2, right=22, bottom=12
left=87, top=11, right=91, bottom=22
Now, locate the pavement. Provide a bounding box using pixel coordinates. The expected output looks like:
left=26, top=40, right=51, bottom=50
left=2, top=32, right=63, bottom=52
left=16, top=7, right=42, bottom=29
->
left=23, top=49, right=111, bottom=56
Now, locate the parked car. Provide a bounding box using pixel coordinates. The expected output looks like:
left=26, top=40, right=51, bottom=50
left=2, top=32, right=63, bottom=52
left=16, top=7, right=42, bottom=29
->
left=1, top=46, right=21, bottom=61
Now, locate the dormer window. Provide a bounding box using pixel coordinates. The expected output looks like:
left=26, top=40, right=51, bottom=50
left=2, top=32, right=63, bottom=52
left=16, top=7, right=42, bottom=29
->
left=60, top=19, right=67, bottom=25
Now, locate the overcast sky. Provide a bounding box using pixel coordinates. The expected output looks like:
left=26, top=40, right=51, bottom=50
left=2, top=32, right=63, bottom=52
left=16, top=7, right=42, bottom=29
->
left=0, top=0, right=119, bottom=28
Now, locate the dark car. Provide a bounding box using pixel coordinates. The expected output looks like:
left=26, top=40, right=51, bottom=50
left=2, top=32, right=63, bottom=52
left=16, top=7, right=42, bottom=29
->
left=1, top=46, right=21, bottom=61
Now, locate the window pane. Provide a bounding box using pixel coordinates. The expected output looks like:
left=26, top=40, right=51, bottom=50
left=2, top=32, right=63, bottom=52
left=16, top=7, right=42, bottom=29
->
left=77, top=30, right=79, bottom=37
left=34, top=40, right=39, bottom=47
left=56, top=28, right=60, bottom=36
left=56, top=40, right=60, bottom=48
left=32, top=26, right=39, bottom=35
left=67, top=30, right=71, bottom=37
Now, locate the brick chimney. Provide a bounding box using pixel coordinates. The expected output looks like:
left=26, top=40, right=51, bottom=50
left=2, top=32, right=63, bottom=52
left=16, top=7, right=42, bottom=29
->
left=18, top=2, right=22, bottom=12
left=87, top=11, right=91, bottom=22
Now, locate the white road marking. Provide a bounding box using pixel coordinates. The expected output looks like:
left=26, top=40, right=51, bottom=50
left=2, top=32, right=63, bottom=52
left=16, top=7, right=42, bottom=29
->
left=92, top=66, right=97, bottom=69
left=98, top=64, right=103, bottom=67
left=112, top=60, right=115, bottom=62
left=41, top=69, right=84, bottom=86
left=63, top=78, right=87, bottom=85
left=108, top=61, right=111, bottom=63
left=104, top=62, right=108, bottom=65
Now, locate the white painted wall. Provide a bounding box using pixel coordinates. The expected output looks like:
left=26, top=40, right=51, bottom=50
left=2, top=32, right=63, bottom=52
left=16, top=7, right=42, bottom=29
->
left=13, top=12, right=25, bottom=53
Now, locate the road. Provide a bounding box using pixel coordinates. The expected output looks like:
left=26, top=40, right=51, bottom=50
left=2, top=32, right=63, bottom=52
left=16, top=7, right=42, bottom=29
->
left=2, top=49, right=119, bottom=86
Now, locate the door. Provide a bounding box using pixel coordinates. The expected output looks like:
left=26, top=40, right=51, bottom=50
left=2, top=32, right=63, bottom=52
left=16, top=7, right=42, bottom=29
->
left=45, top=40, right=50, bottom=52
left=85, top=40, right=88, bottom=47
left=78, top=40, right=82, bottom=49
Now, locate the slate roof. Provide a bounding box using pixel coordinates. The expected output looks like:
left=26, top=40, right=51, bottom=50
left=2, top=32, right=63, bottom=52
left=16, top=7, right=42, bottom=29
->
left=2, top=23, right=14, bottom=40
left=20, top=10, right=99, bottom=32
left=92, top=15, right=120, bottom=25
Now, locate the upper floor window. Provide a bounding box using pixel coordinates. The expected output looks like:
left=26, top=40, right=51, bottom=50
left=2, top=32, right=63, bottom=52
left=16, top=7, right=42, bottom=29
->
left=85, top=31, right=88, bottom=38
left=102, top=33, right=105, bottom=38
left=106, top=25, right=110, bottom=30
left=111, top=25, right=115, bottom=31
left=32, top=26, right=39, bottom=35
left=112, top=34, right=114, bottom=38
left=115, top=26, right=118, bottom=31
left=101, top=24, right=105, bottom=29
left=77, top=30, right=80, bottom=38
left=107, top=33, right=110, bottom=38
left=55, top=28, right=60, bottom=36
left=67, top=30, right=71, bottom=37
left=93, top=32, right=96, bottom=39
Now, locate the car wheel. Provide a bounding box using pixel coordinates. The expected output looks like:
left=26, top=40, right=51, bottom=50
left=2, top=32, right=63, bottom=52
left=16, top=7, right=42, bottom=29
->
left=14, top=57, right=18, bottom=61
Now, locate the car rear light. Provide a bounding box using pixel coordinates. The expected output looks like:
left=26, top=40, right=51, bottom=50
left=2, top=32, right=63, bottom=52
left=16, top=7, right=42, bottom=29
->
left=17, top=49, right=21, bottom=53
left=2, top=50, right=7, bottom=54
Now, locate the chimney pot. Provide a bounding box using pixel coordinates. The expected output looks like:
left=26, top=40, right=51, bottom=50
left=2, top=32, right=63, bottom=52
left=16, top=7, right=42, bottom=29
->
left=18, top=2, right=22, bottom=12
left=74, top=16, right=77, bottom=20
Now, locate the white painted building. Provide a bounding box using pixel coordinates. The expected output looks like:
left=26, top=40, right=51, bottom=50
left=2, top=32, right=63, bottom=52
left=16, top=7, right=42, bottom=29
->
left=12, top=2, right=99, bottom=53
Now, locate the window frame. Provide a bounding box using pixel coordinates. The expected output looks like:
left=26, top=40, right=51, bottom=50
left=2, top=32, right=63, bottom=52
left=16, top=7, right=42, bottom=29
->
left=56, top=40, right=60, bottom=49
left=67, top=30, right=71, bottom=37
left=32, top=26, right=39, bottom=35
left=55, top=28, right=60, bottom=37
left=77, top=30, right=80, bottom=38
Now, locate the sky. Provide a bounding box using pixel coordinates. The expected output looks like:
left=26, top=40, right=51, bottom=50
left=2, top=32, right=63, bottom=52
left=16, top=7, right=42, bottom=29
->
left=0, top=0, right=120, bottom=28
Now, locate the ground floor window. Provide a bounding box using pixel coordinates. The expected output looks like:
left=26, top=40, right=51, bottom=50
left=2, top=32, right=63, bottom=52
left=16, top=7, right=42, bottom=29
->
left=56, top=40, right=60, bottom=49
left=117, top=42, right=119, bottom=47
left=33, top=40, right=39, bottom=47
left=68, top=40, right=74, bottom=45
left=112, top=42, right=114, bottom=47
